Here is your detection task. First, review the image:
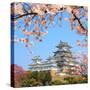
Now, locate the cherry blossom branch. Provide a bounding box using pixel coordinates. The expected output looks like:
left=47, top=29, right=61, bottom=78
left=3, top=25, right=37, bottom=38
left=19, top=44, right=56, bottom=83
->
left=12, top=12, right=38, bottom=20
left=71, top=10, right=87, bottom=31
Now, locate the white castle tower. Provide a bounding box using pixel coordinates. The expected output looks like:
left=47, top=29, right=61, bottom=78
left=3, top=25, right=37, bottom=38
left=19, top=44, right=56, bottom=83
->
left=29, top=41, right=80, bottom=76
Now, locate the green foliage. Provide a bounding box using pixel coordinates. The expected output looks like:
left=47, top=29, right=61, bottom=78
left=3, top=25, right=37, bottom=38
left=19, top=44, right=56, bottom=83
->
left=52, top=80, right=64, bottom=85
left=51, top=75, right=88, bottom=85
left=15, top=70, right=88, bottom=87
left=21, top=78, right=39, bottom=87
left=30, top=71, right=38, bottom=80
left=20, top=71, right=52, bottom=87
left=64, top=75, right=88, bottom=84
left=38, top=71, right=52, bottom=85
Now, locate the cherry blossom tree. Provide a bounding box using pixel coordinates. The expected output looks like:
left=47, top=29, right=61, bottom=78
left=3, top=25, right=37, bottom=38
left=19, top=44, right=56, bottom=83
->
left=73, top=53, right=88, bottom=76
left=11, top=3, right=88, bottom=46
left=11, top=64, right=25, bottom=87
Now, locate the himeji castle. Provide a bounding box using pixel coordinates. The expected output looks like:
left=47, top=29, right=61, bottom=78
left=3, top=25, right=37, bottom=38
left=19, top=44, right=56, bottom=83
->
left=29, top=41, right=80, bottom=76
left=29, top=55, right=59, bottom=72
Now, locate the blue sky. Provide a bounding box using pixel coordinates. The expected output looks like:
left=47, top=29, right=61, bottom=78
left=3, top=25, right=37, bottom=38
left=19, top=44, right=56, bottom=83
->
left=12, top=10, right=87, bottom=70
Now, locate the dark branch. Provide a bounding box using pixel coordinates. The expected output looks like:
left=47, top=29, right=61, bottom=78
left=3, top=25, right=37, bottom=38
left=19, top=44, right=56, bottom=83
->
left=71, top=10, right=87, bottom=31
left=11, top=12, right=38, bottom=20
